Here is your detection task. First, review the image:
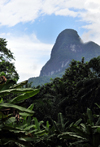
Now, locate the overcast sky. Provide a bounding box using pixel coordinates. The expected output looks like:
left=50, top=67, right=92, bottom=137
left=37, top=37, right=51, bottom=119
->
left=0, top=0, right=100, bottom=82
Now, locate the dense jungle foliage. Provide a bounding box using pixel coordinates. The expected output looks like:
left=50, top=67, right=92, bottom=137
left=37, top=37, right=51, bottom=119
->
left=0, top=38, right=19, bottom=81
left=1, top=38, right=100, bottom=146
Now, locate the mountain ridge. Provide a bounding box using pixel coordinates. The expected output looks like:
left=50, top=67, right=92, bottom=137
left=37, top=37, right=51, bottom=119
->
left=29, top=29, right=100, bottom=87
left=40, top=29, right=100, bottom=77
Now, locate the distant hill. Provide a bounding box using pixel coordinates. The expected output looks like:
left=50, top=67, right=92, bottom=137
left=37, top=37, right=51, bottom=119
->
left=28, top=71, right=63, bottom=87
left=28, top=29, right=100, bottom=87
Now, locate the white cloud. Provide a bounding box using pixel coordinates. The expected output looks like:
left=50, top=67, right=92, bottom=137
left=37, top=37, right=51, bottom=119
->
left=55, top=9, right=78, bottom=17
left=79, top=1, right=100, bottom=44
left=0, top=0, right=42, bottom=26
left=0, top=33, right=53, bottom=82
left=0, top=0, right=99, bottom=34
left=0, top=0, right=87, bottom=26
left=0, top=0, right=100, bottom=44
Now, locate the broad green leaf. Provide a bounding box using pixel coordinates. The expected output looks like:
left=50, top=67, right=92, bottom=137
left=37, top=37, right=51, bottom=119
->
left=28, top=103, right=34, bottom=111
left=33, top=117, right=41, bottom=131
left=69, top=140, right=89, bottom=146
left=17, top=124, right=29, bottom=130
left=58, top=132, right=87, bottom=140
left=19, top=112, right=33, bottom=119
left=0, top=103, right=34, bottom=114
left=24, top=125, right=35, bottom=131
left=71, top=125, right=87, bottom=138
left=80, top=123, right=87, bottom=133
left=95, top=103, right=100, bottom=109
left=0, top=88, right=39, bottom=97
left=9, top=89, right=39, bottom=104
left=22, top=104, right=34, bottom=120
left=34, top=130, right=46, bottom=136
left=4, top=117, right=15, bottom=125
left=92, top=126, right=100, bottom=134
left=52, top=120, right=60, bottom=132
left=87, top=108, right=93, bottom=125
left=0, top=98, right=3, bottom=103
left=19, top=112, right=33, bottom=117
left=46, top=121, right=50, bottom=129
left=74, top=118, right=82, bottom=126
left=20, top=137, right=33, bottom=142
left=58, top=113, right=64, bottom=129
left=95, top=115, right=100, bottom=126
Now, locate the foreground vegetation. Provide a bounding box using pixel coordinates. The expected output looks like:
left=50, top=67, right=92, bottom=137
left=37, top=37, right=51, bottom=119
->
left=1, top=38, right=100, bottom=146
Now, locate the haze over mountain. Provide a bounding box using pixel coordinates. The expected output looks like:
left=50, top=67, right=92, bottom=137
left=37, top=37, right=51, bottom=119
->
left=29, top=29, right=100, bottom=86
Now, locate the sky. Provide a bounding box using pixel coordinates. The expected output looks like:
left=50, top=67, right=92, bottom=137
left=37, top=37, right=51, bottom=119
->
left=0, top=0, right=100, bottom=82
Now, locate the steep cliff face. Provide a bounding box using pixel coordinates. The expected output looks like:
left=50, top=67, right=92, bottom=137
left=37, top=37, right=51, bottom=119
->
left=40, top=29, right=100, bottom=77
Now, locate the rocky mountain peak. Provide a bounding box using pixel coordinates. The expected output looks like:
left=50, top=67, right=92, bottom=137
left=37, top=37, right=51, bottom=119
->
left=40, top=29, right=100, bottom=77
left=56, top=29, right=81, bottom=43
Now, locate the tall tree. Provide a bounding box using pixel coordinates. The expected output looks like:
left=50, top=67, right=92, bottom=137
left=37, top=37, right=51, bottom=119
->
left=0, top=38, right=19, bottom=81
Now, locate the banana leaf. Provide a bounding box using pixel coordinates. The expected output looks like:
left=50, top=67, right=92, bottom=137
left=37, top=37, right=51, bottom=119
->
left=0, top=103, right=34, bottom=114
left=9, top=89, right=39, bottom=104
left=0, top=88, right=39, bottom=97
